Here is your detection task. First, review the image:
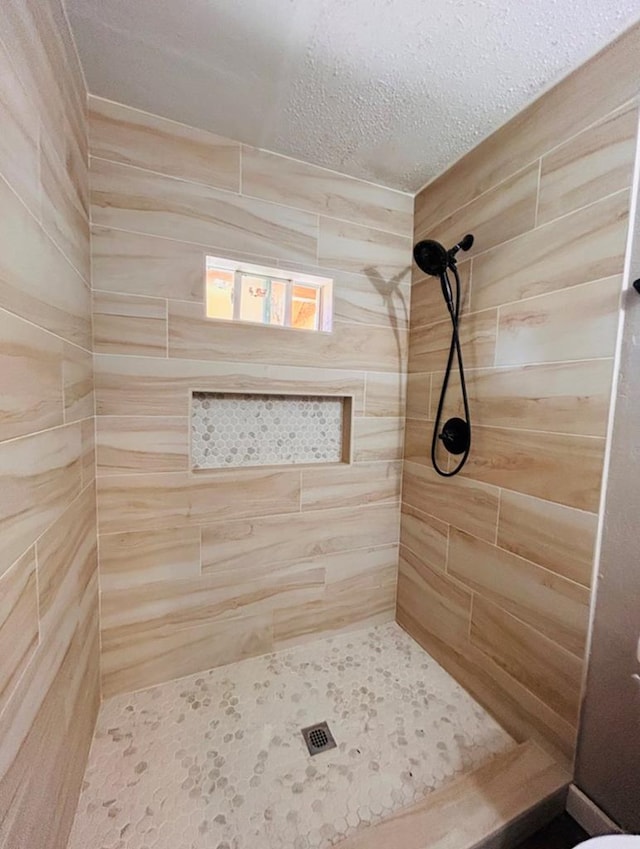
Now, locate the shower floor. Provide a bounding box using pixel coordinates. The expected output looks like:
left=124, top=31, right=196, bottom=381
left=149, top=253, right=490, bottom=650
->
left=67, top=622, right=514, bottom=849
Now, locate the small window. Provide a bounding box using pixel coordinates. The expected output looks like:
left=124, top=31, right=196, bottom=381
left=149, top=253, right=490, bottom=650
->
left=205, top=256, right=333, bottom=332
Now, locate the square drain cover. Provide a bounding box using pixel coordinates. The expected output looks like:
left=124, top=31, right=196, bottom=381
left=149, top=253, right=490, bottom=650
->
left=301, top=721, right=336, bottom=756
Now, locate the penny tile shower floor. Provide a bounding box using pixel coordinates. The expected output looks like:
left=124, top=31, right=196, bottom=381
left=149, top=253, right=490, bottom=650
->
left=68, top=622, right=514, bottom=849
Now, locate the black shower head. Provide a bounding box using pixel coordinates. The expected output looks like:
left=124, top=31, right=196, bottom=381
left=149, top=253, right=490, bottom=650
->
left=413, top=234, right=474, bottom=277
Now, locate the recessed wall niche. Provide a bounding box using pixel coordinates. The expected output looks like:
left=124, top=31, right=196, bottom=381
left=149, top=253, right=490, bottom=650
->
left=191, top=392, right=352, bottom=470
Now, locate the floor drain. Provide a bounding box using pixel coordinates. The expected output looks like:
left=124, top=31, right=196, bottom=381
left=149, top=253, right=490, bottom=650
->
left=301, top=722, right=337, bottom=756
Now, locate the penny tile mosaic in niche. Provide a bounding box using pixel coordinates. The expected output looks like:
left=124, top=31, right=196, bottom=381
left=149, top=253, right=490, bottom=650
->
left=191, top=392, right=346, bottom=469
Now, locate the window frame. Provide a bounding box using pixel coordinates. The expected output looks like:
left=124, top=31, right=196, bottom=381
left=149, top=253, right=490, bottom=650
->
left=205, top=255, right=333, bottom=333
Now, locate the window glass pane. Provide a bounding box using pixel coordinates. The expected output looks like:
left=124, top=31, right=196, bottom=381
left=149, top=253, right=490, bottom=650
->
left=268, top=280, right=287, bottom=326
left=206, top=268, right=235, bottom=320
left=292, top=283, right=319, bottom=330
left=239, top=275, right=269, bottom=324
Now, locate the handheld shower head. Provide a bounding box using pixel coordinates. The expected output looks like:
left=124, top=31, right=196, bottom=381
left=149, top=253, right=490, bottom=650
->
left=413, top=234, right=474, bottom=277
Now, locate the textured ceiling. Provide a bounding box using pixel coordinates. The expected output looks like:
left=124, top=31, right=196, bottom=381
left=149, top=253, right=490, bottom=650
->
left=64, top=0, right=640, bottom=191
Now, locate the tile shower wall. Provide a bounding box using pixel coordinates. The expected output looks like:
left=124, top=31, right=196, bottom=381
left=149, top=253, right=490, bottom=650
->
left=0, top=2, right=98, bottom=848
left=399, top=22, right=640, bottom=767
left=89, top=95, right=413, bottom=696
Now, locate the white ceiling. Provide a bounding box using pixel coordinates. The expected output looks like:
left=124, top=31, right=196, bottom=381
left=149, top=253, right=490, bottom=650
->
left=64, top=0, right=640, bottom=192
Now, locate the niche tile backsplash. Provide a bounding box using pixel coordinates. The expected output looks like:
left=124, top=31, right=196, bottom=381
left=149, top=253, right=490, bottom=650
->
left=191, top=392, right=347, bottom=469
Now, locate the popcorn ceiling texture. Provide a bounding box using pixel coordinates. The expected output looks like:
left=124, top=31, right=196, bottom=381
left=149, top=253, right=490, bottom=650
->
left=191, top=393, right=345, bottom=469
left=64, top=0, right=640, bottom=191
left=67, top=623, right=513, bottom=849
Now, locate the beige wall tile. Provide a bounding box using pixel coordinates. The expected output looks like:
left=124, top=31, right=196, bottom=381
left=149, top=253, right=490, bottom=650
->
left=63, top=342, right=94, bottom=423
left=0, top=423, right=83, bottom=574
left=94, top=354, right=366, bottom=417
left=80, top=419, right=96, bottom=488
left=496, top=276, right=621, bottom=366
left=448, top=528, right=590, bottom=657
left=301, top=460, right=401, bottom=511
left=201, top=502, right=399, bottom=573
left=91, top=227, right=205, bottom=302
left=405, top=373, right=430, bottom=419
left=318, top=216, right=411, bottom=278
left=97, top=468, right=301, bottom=534
left=460, top=425, right=604, bottom=512
left=100, top=527, right=201, bottom=592
left=436, top=359, right=614, bottom=437
left=364, top=372, right=406, bottom=417
left=397, top=544, right=471, bottom=653
left=403, top=460, right=499, bottom=541
left=408, top=308, right=497, bottom=373
left=497, top=490, right=597, bottom=588
left=0, top=308, right=64, bottom=441
left=420, top=164, right=539, bottom=257
left=471, top=595, right=583, bottom=725
left=0, top=176, right=91, bottom=349
left=168, top=300, right=406, bottom=372
left=332, top=270, right=410, bottom=329
left=538, top=101, right=638, bottom=225
left=413, top=23, right=640, bottom=235
left=101, top=612, right=273, bottom=697
left=89, top=95, right=241, bottom=192
left=472, top=191, right=629, bottom=311
left=352, top=417, right=404, bottom=461
left=0, top=548, right=38, bottom=717
left=242, top=146, right=413, bottom=235
left=91, top=158, right=318, bottom=264
left=400, top=504, right=448, bottom=570
left=93, top=290, right=167, bottom=357
left=410, top=262, right=471, bottom=329
left=96, top=416, right=189, bottom=475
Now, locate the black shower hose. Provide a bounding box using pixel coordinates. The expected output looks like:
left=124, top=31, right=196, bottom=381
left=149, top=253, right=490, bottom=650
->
left=430, top=263, right=471, bottom=477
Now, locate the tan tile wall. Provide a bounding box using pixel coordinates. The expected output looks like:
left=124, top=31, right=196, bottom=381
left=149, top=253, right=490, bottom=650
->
left=400, top=23, right=640, bottom=767
left=88, top=95, right=414, bottom=696
left=0, top=2, right=98, bottom=847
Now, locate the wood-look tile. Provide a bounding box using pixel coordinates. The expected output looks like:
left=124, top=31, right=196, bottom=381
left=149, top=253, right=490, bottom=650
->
left=496, top=276, right=621, bottom=366
left=36, top=486, right=97, bottom=639
left=448, top=527, right=590, bottom=657
left=364, top=372, right=406, bottom=417
left=318, top=216, right=411, bottom=278
left=408, top=308, right=497, bottom=373
left=201, top=502, right=399, bottom=573
left=413, top=22, right=640, bottom=235
left=40, top=126, right=90, bottom=282
left=404, top=417, right=444, bottom=468
left=101, top=612, right=273, bottom=698
left=93, top=290, right=167, bottom=357
left=0, top=423, right=82, bottom=575
left=332, top=270, right=410, bottom=329
left=397, top=544, right=471, bottom=653
left=400, top=504, right=448, bottom=571
left=435, top=359, right=614, bottom=437
left=96, top=416, right=189, bottom=475
left=242, top=146, right=413, bottom=235
left=301, top=460, right=401, bottom=511
left=80, top=418, right=96, bottom=488
left=420, top=164, right=539, bottom=258
left=90, top=158, right=318, bottom=264
left=168, top=300, right=406, bottom=372
left=0, top=176, right=91, bottom=349
left=460, top=425, right=604, bottom=512
left=63, top=342, right=94, bottom=423
left=0, top=548, right=38, bottom=717
left=0, top=308, right=63, bottom=441
left=538, top=101, right=638, bottom=225
left=410, top=262, right=471, bottom=329
left=406, top=373, right=430, bottom=419
left=402, top=460, right=499, bottom=542
left=91, top=227, right=205, bottom=302
left=471, top=190, right=629, bottom=311
left=352, top=417, right=404, bottom=461
left=94, top=354, right=366, bottom=417
left=97, top=468, right=301, bottom=534
left=0, top=35, right=40, bottom=220
left=100, top=527, right=201, bottom=592
left=471, top=595, right=583, bottom=725
left=88, top=95, right=241, bottom=193
left=336, top=741, right=568, bottom=849
left=497, top=490, right=597, bottom=588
